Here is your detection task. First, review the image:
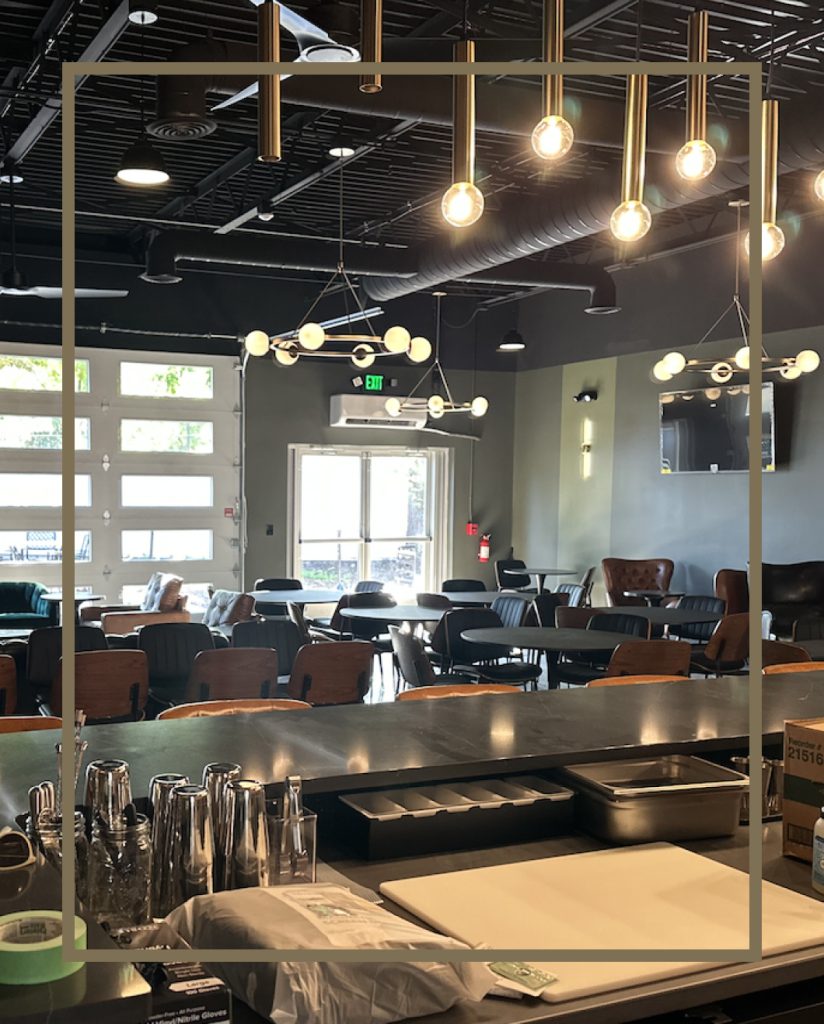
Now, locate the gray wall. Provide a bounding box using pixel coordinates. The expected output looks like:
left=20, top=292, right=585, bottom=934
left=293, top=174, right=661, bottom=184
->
left=243, top=357, right=516, bottom=589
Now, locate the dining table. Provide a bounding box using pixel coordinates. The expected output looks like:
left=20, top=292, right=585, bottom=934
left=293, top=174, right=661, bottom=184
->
left=623, top=589, right=685, bottom=606
left=250, top=588, right=344, bottom=606
left=505, top=567, right=577, bottom=592
left=437, top=590, right=528, bottom=606
left=589, top=605, right=721, bottom=627
left=40, top=590, right=104, bottom=624
left=461, top=625, right=645, bottom=689
left=339, top=605, right=446, bottom=627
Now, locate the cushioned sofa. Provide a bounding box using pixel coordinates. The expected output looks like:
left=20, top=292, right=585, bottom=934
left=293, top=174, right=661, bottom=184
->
left=201, top=590, right=256, bottom=645
left=94, top=573, right=190, bottom=635
left=762, top=561, right=824, bottom=637
left=0, top=582, right=60, bottom=630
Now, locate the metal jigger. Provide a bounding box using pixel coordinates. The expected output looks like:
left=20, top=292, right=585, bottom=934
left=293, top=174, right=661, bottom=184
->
left=223, top=780, right=269, bottom=889
left=84, top=760, right=132, bottom=826
left=202, top=762, right=241, bottom=890
left=169, top=785, right=214, bottom=909
left=148, top=773, right=189, bottom=918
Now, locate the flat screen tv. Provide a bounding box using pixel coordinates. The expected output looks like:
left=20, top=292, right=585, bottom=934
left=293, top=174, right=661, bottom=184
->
left=659, top=382, right=775, bottom=474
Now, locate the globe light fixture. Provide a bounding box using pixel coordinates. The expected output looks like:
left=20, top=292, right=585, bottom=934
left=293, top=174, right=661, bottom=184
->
left=442, top=40, right=484, bottom=227
left=470, top=396, right=489, bottom=417
left=734, top=346, right=750, bottom=370
left=244, top=330, right=270, bottom=356
left=383, top=326, right=411, bottom=353
left=610, top=199, right=652, bottom=243
left=408, top=337, right=433, bottom=363
left=274, top=343, right=299, bottom=366
left=815, top=169, right=824, bottom=202
left=298, top=322, right=326, bottom=350
left=531, top=0, right=573, bottom=162
left=428, top=394, right=446, bottom=418
left=744, top=100, right=784, bottom=262
left=442, top=181, right=484, bottom=229
left=610, top=75, right=652, bottom=243
left=662, top=351, right=687, bottom=375
left=384, top=397, right=402, bottom=417
left=780, top=364, right=802, bottom=380
left=675, top=12, right=716, bottom=182
left=796, top=349, right=821, bottom=374
left=652, top=360, right=673, bottom=382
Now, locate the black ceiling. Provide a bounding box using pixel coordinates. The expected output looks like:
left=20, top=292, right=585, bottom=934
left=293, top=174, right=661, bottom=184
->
left=1, top=0, right=823, bottom=298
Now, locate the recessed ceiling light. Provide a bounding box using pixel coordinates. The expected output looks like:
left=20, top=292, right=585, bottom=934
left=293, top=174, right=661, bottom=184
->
left=328, top=142, right=356, bottom=159
left=497, top=329, right=525, bottom=353
left=0, top=173, right=23, bottom=185
left=128, top=1, right=158, bottom=24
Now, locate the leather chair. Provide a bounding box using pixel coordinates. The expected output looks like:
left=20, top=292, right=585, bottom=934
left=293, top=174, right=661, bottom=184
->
left=604, top=639, right=692, bottom=678
left=556, top=614, right=651, bottom=685
left=668, top=596, right=725, bottom=643
left=529, top=593, right=566, bottom=627
left=286, top=641, right=374, bottom=705
left=588, top=674, right=689, bottom=688
left=490, top=594, right=530, bottom=628
left=0, top=582, right=59, bottom=629
left=201, top=590, right=256, bottom=644
left=26, top=625, right=108, bottom=702
left=431, top=609, right=541, bottom=690
left=158, top=698, right=310, bottom=719
left=389, top=626, right=469, bottom=690
left=354, top=580, right=384, bottom=593
left=690, top=613, right=749, bottom=676
left=441, top=579, right=486, bottom=593
left=139, top=622, right=215, bottom=711
left=51, top=650, right=149, bottom=724
left=494, top=559, right=532, bottom=591
left=714, top=569, right=749, bottom=616
left=792, top=615, right=824, bottom=642
left=0, top=655, right=16, bottom=715
left=98, top=574, right=190, bottom=635
left=397, top=683, right=520, bottom=701
left=253, top=577, right=302, bottom=617
left=762, top=639, right=812, bottom=668
left=556, top=583, right=585, bottom=608
left=232, top=618, right=303, bottom=678
left=601, top=558, right=674, bottom=606
left=186, top=648, right=279, bottom=702
left=763, top=562, right=824, bottom=637
left=0, top=715, right=61, bottom=734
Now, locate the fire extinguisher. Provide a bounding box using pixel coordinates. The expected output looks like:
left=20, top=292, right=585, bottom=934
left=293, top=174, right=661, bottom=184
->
left=478, top=533, right=491, bottom=563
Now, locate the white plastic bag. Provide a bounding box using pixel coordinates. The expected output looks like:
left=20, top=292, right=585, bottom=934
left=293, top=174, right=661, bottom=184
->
left=165, top=884, right=495, bottom=1024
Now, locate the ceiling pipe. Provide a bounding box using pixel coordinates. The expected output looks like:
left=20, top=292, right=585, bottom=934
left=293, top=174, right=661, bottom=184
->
left=464, top=262, right=619, bottom=314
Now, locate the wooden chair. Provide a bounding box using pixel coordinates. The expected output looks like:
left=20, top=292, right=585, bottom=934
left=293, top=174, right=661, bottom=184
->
left=762, top=640, right=812, bottom=668
left=286, top=641, right=374, bottom=706
left=764, top=661, right=824, bottom=675
left=689, top=613, right=749, bottom=676
left=555, top=606, right=596, bottom=629
left=588, top=674, right=689, bottom=688
left=398, top=684, right=521, bottom=701
left=52, top=650, right=149, bottom=723
left=0, top=655, right=16, bottom=715
left=0, top=716, right=62, bottom=734
left=186, top=648, right=279, bottom=702
left=157, top=698, right=310, bottom=719
left=604, top=639, right=692, bottom=678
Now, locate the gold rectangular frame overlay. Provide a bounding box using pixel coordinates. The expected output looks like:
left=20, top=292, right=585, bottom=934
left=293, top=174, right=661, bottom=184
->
left=60, top=57, right=764, bottom=964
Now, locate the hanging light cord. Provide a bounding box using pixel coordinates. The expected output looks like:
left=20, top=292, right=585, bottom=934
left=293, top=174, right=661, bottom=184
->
left=766, top=6, right=776, bottom=99
left=635, top=0, right=644, bottom=62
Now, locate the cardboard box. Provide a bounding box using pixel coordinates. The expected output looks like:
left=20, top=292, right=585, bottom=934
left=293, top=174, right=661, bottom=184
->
left=139, top=961, right=232, bottom=1024
left=783, top=717, right=824, bottom=862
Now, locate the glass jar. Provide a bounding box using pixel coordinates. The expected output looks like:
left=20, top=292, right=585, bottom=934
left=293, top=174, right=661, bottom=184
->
left=88, top=814, right=152, bottom=929
left=37, top=811, right=89, bottom=906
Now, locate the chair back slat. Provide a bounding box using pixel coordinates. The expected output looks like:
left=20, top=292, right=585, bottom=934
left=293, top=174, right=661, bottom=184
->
left=287, top=641, right=374, bottom=705
left=187, top=647, right=279, bottom=703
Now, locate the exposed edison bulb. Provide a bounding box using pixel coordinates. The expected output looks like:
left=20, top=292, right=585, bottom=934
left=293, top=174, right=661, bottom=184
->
left=796, top=349, right=820, bottom=373
left=385, top=397, right=402, bottom=417
left=710, top=361, right=733, bottom=384
left=244, top=330, right=270, bottom=356
left=441, top=181, right=484, bottom=228
left=610, top=199, right=652, bottom=243
left=780, top=364, right=802, bottom=380
left=383, top=326, right=411, bottom=354
left=470, top=395, right=489, bottom=417
left=351, top=343, right=376, bottom=369
left=427, top=394, right=445, bottom=418
left=675, top=138, right=717, bottom=181
left=408, top=336, right=432, bottom=364
left=815, top=170, right=824, bottom=202
left=652, top=360, right=673, bottom=382
left=662, top=351, right=686, bottom=375
left=744, top=222, right=785, bottom=262
left=274, top=343, right=299, bottom=366
left=734, top=346, right=751, bottom=370
left=298, top=322, right=325, bottom=350
left=531, top=114, right=574, bottom=161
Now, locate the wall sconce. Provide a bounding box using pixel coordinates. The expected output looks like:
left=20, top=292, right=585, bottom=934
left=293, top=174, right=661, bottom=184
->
left=581, top=417, right=594, bottom=479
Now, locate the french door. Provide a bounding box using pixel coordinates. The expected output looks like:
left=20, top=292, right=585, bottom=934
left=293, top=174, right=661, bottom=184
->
left=290, top=445, right=450, bottom=596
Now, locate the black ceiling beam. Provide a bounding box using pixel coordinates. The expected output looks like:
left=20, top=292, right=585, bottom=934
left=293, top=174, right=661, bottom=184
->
left=0, top=0, right=131, bottom=172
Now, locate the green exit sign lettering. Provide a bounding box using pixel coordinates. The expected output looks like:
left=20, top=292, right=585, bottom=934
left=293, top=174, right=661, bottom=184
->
left=364, top=374, right=385, bottom=392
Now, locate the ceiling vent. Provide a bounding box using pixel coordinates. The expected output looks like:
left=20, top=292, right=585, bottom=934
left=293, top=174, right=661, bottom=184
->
left=330, top=394, right=426, bottom=430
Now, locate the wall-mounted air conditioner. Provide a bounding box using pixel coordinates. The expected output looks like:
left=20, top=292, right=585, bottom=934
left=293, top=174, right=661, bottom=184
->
left=330, top=394, right=427, bottom=430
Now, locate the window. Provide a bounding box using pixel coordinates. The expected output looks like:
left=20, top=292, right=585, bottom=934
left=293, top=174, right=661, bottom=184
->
left=0, top=530, right=91, bottom=564
left=292, top=447, right=449, bottom=595
left=120, top=475, right=213, bottom=508
left=121, top=529, right=213, bottom=562
left=0, top=474, right=91, bottom=507
left=0, top=415, right=90, bottom=450
left=0, top=355, right=89, bottom=392
left=120, top=362, right=213, bottom=400
left=120, top=419, right=213, bottom=454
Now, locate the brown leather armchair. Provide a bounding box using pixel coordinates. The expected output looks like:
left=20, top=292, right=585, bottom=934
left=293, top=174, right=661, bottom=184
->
left=99, top=573, right=190, bottom=635
left=601, top=558, right=674, bottom=606
left=763, top=561, right=824, bottom=637
left=201, top=589, right=256, bottom=643
left=714, top=569, right=749, bottom=616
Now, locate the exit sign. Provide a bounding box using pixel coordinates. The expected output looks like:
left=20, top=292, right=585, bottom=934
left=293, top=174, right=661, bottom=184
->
left=364, top=373, right=385, bottom=392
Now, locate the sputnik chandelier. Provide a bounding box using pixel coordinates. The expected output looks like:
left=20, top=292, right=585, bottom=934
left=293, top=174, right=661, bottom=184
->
left=385, top=292, right=489, bottom=420
left=651, top=202, right=819, bottom=385
left=244, top=167, right=432, bottom=369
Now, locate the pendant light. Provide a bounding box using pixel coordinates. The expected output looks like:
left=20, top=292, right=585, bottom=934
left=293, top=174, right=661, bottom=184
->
left=675, top=11, right=716, bottom=181
left=531, top=0, right=573, bottom=160
left=610, top=75, right=651, bottom=242
left=815, top=170, right=824, bottom=201
left=744, top=100, right=784, bottom=261
left=359, top=0, right=382, bottom=94
left=115, top=21, right=168, bottom=186
left=257, top=0, right=281, bottom=163
left=441, top=40, right=484, bottom=228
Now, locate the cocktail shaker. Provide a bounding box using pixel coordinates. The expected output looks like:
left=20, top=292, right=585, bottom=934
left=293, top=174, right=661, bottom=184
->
left=148, top=773, right=189, bottom=918
left=223, top=779, right=269, bottom=889
left=169, top=785, right=214, bottom=908
left=84, top=759, right=132, bottom=826
left=202, top=762, right=241, bottom=890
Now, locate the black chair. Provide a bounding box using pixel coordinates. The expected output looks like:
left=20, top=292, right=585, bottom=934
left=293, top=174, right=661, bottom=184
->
left=793, top=615, right=824, bottom=642
left=138, top=622, right=215, bottom=713
left=389, top=626, right=469, bottom=691
left=556, top=583, right=585, bottom=608
left=27, top=625, right=108, bottom=702
left=494, top=558, right=532, bottom=591
left=232, top=618, right=303, bottom=679
left=668, top=595, right=725, bottom=643
left=556, top=613, right=650, bottom=686
left=530, top=593, right=566, bottom=627
left=344, top=592, right=397, bottom=682
left=490, top=594, right=530, bottom=628
left=354, top=580, right=384, bottom=594
left=253, top=577, right=302, bottom=617
left=432, top=609, right=540, bottom=690
left=441, top=579, right=486, bottom=593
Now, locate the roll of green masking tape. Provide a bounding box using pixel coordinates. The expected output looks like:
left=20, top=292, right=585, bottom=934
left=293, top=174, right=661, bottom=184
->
left=0, top=911, right=86, bottom=985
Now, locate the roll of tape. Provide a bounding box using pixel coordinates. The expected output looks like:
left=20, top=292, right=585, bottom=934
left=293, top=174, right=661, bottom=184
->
left=0, top=911, right=86, bottom=986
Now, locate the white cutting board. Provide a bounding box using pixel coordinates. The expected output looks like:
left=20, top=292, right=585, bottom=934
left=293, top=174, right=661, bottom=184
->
left=380, top=843, right=824, bottom=1002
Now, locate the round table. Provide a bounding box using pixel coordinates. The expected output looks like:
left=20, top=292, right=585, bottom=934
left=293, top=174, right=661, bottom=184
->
left=437, top=591, right=526, bottom=606
left=623, top=589, right=684, bottom=607
left=340, top=605, right=446, bottom=626
left=506, top=567, right=577, bottom=592
left=590, top=605, right=721, bottom=627
left=250, top=589, right=343, bottom=606
left=461, top=626, right=646, bottom=690
left=41, top=591, right=104, bottom=624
